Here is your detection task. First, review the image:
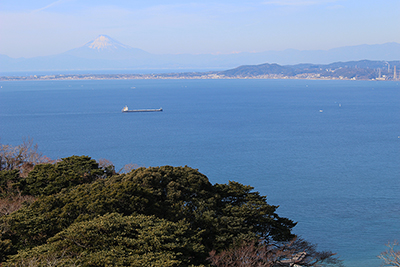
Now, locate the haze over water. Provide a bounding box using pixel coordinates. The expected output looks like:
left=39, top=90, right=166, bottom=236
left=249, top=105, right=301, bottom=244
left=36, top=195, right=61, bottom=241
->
left=1, top=79, right=399, bottom=266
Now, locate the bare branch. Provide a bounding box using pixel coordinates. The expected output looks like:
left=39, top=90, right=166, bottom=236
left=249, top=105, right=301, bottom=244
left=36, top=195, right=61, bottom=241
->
left=378, top=241, right=400, bottom=267
left=0, top=189, right=36, bottom=216
left=208, top=237, right=342, bottom=267
left=119, top=163, right=140, bottom=174
left=0, top=138, right=53, bottom=173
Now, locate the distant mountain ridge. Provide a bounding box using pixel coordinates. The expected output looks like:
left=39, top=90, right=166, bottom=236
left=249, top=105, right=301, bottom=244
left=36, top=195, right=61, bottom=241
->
left=217, top=60, right=400, bottom=80
left=1, top=35, right=400, bottom=72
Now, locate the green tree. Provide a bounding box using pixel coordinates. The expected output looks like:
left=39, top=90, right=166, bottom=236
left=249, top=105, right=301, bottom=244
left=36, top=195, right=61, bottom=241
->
left=19, top=155, right=109, bottom=196
left=4, top=213, right=205, bottom=267
left=211, top=181, right=295, bottom=250
left=0, top=166, right=296, bottom=264
left=109, top=166, right=296, bottom=251
left=0, top=170, right=20, bottom=198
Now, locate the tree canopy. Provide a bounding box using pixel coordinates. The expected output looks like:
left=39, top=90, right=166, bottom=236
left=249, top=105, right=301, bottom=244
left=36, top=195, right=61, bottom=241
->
left=5, top=213, right=204, bottom=267
left=0, top=147, right=340, bottom=266
left=19, top=155, right=106, bottom=196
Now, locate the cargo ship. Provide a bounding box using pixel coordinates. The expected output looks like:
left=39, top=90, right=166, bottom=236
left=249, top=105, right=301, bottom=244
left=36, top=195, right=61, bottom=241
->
left=122, top=105, right=163, bottom=112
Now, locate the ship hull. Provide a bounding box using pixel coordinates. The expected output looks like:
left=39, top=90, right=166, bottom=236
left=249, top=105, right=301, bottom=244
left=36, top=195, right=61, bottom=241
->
left=122, top=108, right=163, bottom=112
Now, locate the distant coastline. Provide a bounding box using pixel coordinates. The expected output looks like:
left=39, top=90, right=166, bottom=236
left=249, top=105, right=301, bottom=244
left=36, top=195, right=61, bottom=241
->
left=0, top=73, right=384, bottom=81
left=1, top=60, right=399, bottom=81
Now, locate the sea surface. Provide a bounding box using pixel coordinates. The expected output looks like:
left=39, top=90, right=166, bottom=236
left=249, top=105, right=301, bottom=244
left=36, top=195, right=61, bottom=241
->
left=1, top=79, right=399, bottom=266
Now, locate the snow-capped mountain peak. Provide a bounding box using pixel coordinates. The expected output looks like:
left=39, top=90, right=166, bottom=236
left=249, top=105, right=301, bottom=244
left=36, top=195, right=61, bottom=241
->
left=84, top=35, right=130, bottom=51
left=63, top=35, right=149, bottom=60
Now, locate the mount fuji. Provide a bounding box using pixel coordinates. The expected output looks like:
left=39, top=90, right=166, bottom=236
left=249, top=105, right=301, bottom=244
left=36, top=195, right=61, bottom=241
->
left=63, top=35, right=150, bottom=60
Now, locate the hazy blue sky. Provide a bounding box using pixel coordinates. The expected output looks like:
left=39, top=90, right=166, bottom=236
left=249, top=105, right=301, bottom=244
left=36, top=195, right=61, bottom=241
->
left=1, top=0, right=399, bottom=58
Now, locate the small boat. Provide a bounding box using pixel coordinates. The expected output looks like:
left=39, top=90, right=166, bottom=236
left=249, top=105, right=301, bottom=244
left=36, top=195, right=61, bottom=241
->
left=122, top=105, right=163, bottom=112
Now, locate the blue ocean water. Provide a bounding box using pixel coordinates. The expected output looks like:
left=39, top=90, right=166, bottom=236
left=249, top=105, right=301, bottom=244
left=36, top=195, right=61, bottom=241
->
left=0, top=79, right=399, bottom=266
